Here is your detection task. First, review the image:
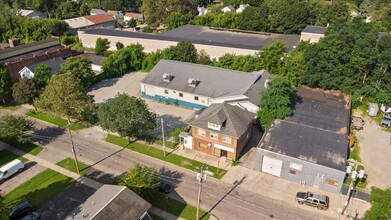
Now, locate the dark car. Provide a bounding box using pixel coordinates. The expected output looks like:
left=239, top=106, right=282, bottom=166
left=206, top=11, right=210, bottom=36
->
left=9, top=201, right=35, bottom=220
left=157, top=182, right=172, bottom=194
left=21, top=212, right=40, bottom=220
left=296, top=192, right=329, bottom=210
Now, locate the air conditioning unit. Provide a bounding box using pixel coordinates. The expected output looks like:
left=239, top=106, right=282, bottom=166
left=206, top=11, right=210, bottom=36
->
left=188, top=78, right=199, bottom=88
left=162, top=73, right=173, bottom=82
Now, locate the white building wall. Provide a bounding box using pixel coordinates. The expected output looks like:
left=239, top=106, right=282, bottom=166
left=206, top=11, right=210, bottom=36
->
left=91, top=64, right=102, bottom=73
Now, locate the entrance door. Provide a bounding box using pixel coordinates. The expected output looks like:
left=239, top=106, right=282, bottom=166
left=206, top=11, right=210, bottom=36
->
left=313, top=174, right=323, bottom=188
left=221, top=150, right=227, bottom=157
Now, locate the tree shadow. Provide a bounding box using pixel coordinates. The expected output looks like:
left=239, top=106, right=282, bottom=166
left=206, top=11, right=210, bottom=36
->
left=87, top=77, right=119, bottom=92
left=157, top=166, right=183, bottom=184
left=84, top=168, right=121, bottom=184
left=31, top=126, right=65, bottom=145
left=148, top=114, right=188, bottom=139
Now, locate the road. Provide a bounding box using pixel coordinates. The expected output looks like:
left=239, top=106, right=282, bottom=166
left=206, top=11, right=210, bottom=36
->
left=6, top=112, right=330, bottom=220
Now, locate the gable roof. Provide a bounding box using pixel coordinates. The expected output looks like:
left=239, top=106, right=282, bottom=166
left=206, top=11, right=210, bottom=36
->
left=24, top=57, right=64, bottom=74
left=64, top=17, right=94, bottom=28
left=106, top=10, right=121, bottom=16
left=223, top=6, right=235, bottom=11
left=124, top=12, right=143, bottom=19
left=67, top=185, right=151, bottom=220
left=90, top=8, right=105, bottom=14
left=84, top=14, right=114, bottom=24
left=302, top=26, right=328, bottom=35
left=244, top=70, right=273, bottom=105
left=191, top=102, right=255, bottom=138
left=141, top=60, right=261, bottom=99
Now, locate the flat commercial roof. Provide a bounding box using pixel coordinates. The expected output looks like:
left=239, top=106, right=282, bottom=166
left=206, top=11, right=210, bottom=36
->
left=302, top=26, right=328, bottom=35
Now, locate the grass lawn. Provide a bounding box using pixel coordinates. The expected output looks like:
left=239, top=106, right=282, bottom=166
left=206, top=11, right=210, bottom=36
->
left=3, top=169, right=74, bottom=209
left=26, top=110, right=86, bottom=131
left=56, top=157, right=89, bottom=175
left=0, top=150, right=28, bottom=167
left=137, top=133, right=177, bottom=149
left=1, top=138, right=43, bottom=156
left=106, top=134, right=227, bottom=179
left=0, top=103, right=21, bottom=111
left=145, top=193, right=210, bottom=220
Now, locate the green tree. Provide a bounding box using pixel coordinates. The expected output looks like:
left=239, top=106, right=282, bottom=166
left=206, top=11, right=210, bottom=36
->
left=257, top=77, right=296, bottom=130
left=237, top=6, right=268, bottom=31
left=141, top=26, right=153, bottom=33
left=0, top=65, right=12, bottom=99
left=12, top=78, right=40, bottom=109
left=141, top=0, right=180, bottom=27
left=280, top=51, right=308, bottom=87
left=142, top=50, right=164, bottom=71
left=0, top=114, right=34, bottom=143
left=127, top=19, right=137, bottom=28
left=259, top=39, right=287, bottom=74
left=162, top=46, right=177, bottom=60
left=95, top=38, right=111, bottom=56
left=33, top=64, right=53, bottom=87
left=197, top=49, right=211, bottom=65
left=60, top=56, right=94, bottom=88
left=35, top=73, right=95, bottom=122
left=119, top=164, right=160, bottom=195
left=175, top=41, right=198, bottom=63
left=55, top=1, right=79, bottom=19
left=97, top=93, right=157, bottom=141
left=116, top=42, right=124, bottom=50
left=364, top=186, right=391, bottom=219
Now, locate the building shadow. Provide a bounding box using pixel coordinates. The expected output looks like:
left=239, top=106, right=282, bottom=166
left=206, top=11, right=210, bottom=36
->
left=32, top=126, right=65, bottom=145
left=239, top=123, right=263, bottom=159
left=87, top=77, right=119, bottom=92
left=148, top=114, right=188, bottom=139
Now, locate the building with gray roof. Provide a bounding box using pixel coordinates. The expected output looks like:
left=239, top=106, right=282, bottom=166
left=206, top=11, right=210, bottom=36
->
left=300, top=25, right=328, bottom=43
left=19, top=57, right=65, bottom=79
left=140, top=60, right=271, bottom=111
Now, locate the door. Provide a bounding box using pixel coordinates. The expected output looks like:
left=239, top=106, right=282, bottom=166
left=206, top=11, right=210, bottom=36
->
left=313, top=174, right=322, bottom=188
left=261, top=156, right=283, bottom=177
left=221, top=150, right=227, bottom=157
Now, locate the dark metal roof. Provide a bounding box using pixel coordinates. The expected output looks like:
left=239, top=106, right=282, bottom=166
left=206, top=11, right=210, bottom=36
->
left=81, top=25, right=300, bottom=51
left=301, top=26, right=328, bottom=35
left=259, top=120, right=348, bottom=171
left=190, top=102, right=255, bottom=138
left=25, top=57, right=65, bottom=73
left=0, top=38, right=59, bottom=55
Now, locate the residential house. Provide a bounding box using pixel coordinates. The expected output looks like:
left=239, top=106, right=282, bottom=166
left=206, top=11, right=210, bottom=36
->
left=254, top=87, right=351, bottom=193
left=17, top=9, right=47, bottom=18
left=124, top=12, right=143, bottom=21
left=197, top=6, right=208, bottom=15
left=140, top=60, right=272, bottom=111
left=66, top=185, right=152, bottom=220
left=236, top=4, right=249, bottom=13
left=221, top=5, right=235, bottom=13
left=79, top=53, right=104, bottom=74
left=19, top=57, right=64, bottom=79
left=107, top=10, right=123, bottom=19
left=64, top=14, right=115, bottom=34
left=90, top=8, right=105, bottom=15
left=185, top=102, right=255, bottom=160
left=300, top=25, right=328, bottom=43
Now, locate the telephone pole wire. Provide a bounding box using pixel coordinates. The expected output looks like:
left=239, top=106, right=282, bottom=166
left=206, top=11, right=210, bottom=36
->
left=196, top=164, right=207, bottom=220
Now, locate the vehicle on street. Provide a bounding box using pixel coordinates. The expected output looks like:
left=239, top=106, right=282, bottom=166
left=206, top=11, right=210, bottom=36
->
left=9, top=201, right=35, bottom=220
left=21, top=212, right=40, bottom=220
left=295, top=192, right=329, bottom=210
left=157, top=182, right=173, bottom=194
left=0, top=159, right=24, bottom=183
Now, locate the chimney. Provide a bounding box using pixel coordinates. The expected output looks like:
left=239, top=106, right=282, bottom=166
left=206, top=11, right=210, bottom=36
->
left=8, top=38, right=20, bottom=48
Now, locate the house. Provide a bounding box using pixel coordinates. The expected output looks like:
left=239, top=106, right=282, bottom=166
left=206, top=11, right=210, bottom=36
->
left=66, top=185, right=152, bottom=220
left=221, top=5, right=235, bottom=13
left=184, top=102, right=255, bottom=160
left=255, top=87, right=351, bottom=193
left=19, top=57, right=64, bottom=79
left=140, top=60, right=272, bottom=111
left=197, top=6, right=208, bottom=15
left=79, top=53, right=104, bottom=74
left=64, top=14, right=115, bottom=34
left=17, top=9, right=47, bottom=18
left=124, top=12, right=143, bottom=21
left=90, top=8, right=105, bottom=15
left=236, top=4, right=249, bottom=13
left=300, top=25, right=327, bottom=43
left=107, top=10, right=123, bottom=19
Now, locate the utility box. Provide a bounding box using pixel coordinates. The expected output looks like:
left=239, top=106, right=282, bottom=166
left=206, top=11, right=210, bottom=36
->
left=368, top=103, right=379, bottom=117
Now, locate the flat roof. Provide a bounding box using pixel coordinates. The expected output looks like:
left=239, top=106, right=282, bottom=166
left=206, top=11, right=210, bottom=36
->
left=302, top=26, right=328, bottom=35
left=141, top=60, right=261, bottom=98
left=25, top=57, right=64, bottom=73
left=259, top=120, right=348, bottom=171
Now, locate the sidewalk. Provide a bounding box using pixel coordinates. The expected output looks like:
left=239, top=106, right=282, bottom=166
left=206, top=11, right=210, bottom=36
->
left=149, top=207, right=185, bottom=220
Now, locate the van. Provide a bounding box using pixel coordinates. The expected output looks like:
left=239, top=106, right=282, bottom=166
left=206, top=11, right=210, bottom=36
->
left=0, top=159, right=25, bottom=183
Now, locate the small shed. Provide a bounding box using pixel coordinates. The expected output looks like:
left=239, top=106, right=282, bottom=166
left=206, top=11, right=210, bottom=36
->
left=368, top=103, right=379, bottom=117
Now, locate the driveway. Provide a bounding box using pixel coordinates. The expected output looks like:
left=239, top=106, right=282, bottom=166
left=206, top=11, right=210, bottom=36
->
left=354, top=111, right=391, bottom=189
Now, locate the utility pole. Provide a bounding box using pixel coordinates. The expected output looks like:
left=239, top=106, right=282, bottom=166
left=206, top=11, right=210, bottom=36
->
left=161, top=119, right=166, bottom=157
left=340, top=158, right=365, bottom=215
left=67, top=118, right=80, bottom=173
left=196, top=164, right=207, bottom=220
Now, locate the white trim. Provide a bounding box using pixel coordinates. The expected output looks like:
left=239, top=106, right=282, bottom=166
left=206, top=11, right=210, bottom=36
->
left=90, top=186, right=126, bottom=219
left=214, top=143, right=234, bottom=153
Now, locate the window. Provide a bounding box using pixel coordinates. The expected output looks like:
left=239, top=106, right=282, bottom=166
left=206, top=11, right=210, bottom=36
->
left=179, top=93, right=183, bottom=97
left=199, top=143, right=208, bottom=149
left=324, top=178, right=338, bottom=186
left=194, top=96, right=199, bottom=101
left=222, top=136, right=231, bottom=144
left=210, top=132, right=218, bottom=140
left=164, top=89, right=168, bottom=94
left=289, top=162, right=303, bottom=171
left=208, top=122, right=221, bottom=131
left=198, top=129, right=205, bottom=137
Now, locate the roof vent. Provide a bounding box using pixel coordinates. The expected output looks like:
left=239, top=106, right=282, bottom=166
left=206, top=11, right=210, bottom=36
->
left=162, top=73, right=173, bottom=82
left=188, top=78, right=199, bottom=88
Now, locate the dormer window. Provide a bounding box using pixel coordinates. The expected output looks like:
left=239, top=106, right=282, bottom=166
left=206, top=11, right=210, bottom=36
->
left=162, top=73, right=173, bottom=82
left=188, top=78, right=200, bottom=88
left=208, top=122, right=221, bottom=131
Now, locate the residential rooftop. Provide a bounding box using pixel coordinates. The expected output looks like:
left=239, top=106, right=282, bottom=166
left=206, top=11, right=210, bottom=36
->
left=65, top=14, right=114, bottom=29
left=301, top=26, right=328, bottom=35
left=79, top=53, right=104, bottom=66
left=25, top=57, right=64, bottom=73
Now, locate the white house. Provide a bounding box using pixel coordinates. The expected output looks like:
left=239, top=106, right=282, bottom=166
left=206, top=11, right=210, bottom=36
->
left=197, top=6, right=208, bottom=15
left=221, top=6, right=235, bottom=13
left=90, top=8, right=105, bottom=15
left=18, top=9, right=47, bottom=18
left=236, top=4, right=249, bottom=13
left=19, top=57, right=64, bottom=79
left=79, top=53, right=104, bottom=74
left=107, top=10, right=123, bottom=19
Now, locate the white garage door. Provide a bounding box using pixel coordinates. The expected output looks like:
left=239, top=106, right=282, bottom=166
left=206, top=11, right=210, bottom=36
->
left=262, top=156, right=283, bottom=177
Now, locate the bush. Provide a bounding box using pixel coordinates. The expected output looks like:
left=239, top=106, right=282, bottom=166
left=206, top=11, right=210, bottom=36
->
left=141, top=26, right=153, bottom=33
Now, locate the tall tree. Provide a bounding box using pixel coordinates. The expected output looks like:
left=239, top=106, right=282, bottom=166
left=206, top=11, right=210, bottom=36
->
left=0, top=114, right=34, bottom=143
left=175, top=41, right=198, bottom=63
left=257, top=77, right=296, bottom=130
left=0, top=64, right=12, bottom=99
left=12, top=78, right=40, bottom=109
left=119, top=164, right=160, bottom=195
left=280, top=51, right=308, bottom=87
left=197, top=49, right=211, bottom=65
left=237, top=6, right=268, bottom=31
left=97, top=93, right=157, bottom=142
left=60, top=56, right=94, bottom=88
left=364, top=186, right=391, bottom=219
left=116, top=42, right=124, bottom=50
left=33, top=64, right=53, bottom=87
left=259, top=39, right=287, bottom=74
left=95, top=38, right=111, bottom=56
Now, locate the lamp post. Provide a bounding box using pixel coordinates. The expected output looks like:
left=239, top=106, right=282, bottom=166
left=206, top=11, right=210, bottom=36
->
left=340, top=159, right=365, bottom=215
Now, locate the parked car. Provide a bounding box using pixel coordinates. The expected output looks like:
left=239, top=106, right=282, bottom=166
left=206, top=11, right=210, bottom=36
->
left=157, top=182, right=172, bottom=194
left=0, top=159, right=24, bottom=183
left=380, top=115, right=391, bottom=127
left=295, top=192, right=329, bottom=210
left=9, top=201, right=35, bottom=220
left=21, top=212, right=40, bottom=220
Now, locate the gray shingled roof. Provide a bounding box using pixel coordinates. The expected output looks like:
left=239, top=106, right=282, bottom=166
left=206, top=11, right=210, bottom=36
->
left=244, top=70, right=273, bottom=106
left=191, top=103, right=255, bottom=138
left=302, top=26, right=328, bottom=35
left=26, top=57, right=64, bottom=73
left=141, top=60, right=261, bottom=98
left=259, top=120, right=347, bottom=171
left=80, top=53, right=104, bottom=66
left=68, top=185, right=151, bottom=220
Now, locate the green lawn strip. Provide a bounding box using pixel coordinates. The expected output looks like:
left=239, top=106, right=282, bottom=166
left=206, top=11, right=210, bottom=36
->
left=148, top=212, right=166, bottom=220
left=56, top=157, right=89, bottom=175
left=1, top=138, right=43, bottom=156
left=3, top=169, right=74, bottom=209
left=26, top=110, right=86, bottom=131
left=136, top=133, right=177, bottom=149
left=106, top=134, right=227, bottom=179
left=145, top=193, right=210, bottom=220
left=0, top=104, right=21, bottom=110
left=0, top=150, right=28, bottom=167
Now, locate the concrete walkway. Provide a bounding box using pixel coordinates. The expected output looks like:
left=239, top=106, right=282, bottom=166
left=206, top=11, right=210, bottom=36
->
left=149, top=207, right=185, bottom=220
